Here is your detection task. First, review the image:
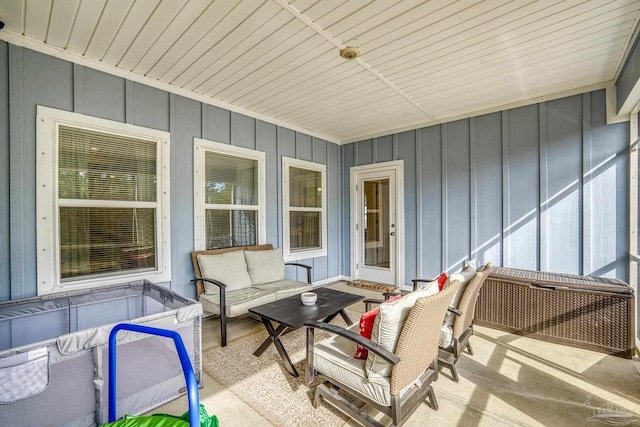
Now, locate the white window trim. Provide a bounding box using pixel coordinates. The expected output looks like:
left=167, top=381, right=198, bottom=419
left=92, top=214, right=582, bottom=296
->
left=282, top=157, right=327, bottom=261
left=193, top=138, right=266, bottom=251
left=629, top=112, right=640, bottom=349
left=36, top=106, right=172, bottom=295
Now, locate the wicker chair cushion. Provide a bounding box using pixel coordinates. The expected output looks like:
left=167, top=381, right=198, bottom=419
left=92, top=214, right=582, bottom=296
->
left=244, top=248, right=286, bottom=285
left=443, top=265, right=476, bottom=326
left=197, top=251, right=252, bottom=293
left=314, top=324, right=391, bottom=406
left=366, top=283, right=439, bottom=385
left=253, top=279, right=312, bottom=299
left=198, top=287, right=276, bottom=317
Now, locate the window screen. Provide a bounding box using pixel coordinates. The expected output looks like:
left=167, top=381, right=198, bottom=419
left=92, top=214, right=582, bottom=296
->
left=57, top=125, right=158, bottom=280
left=288, top=167, right=322, bottom=251
left=204, top=151, right=259, bottom=249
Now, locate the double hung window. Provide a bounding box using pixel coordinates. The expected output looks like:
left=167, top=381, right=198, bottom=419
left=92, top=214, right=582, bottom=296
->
left=193, top=139, right=265, bottom=250
left=36, top=106, right=171, bottom=294
left=282, top=157, right=327, bottom=260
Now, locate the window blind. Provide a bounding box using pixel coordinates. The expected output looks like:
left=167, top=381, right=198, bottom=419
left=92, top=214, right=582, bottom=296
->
left=288, top=167, right=322, bottom=250
left=204, top=151, right=257, bottom=205
left=57, top=125, right=158, bottom=280
left=288, top=167, right=321, bottom=208
left=204, top=151, right=258, bottom=249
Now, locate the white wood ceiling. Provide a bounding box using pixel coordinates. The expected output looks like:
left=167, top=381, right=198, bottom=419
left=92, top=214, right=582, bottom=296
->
left=1, top=0, right=639, bottom=143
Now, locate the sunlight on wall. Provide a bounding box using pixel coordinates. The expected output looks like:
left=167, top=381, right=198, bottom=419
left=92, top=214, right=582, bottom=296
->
left=542, top=179, right=580, bottom=274
left=584, top=154, right=617, bottom=278
left=446, top=256, right=470, bottom=274
left=504, top=208, right=538, bottom=269
left=473, top=233, right=501, bottom=267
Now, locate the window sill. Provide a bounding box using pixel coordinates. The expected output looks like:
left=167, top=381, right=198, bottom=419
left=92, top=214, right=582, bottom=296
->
left=283, top=248, right=326, bottom=262
left=38, top=269, right=171, bottom=296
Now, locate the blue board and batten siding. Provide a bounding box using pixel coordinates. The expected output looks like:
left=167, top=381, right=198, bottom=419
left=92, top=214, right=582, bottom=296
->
left=0, top=42, right=9, bottom=301
left=0, top=43, right=341, bottom=300
left=345, top=90, right=629, bottom=284
left=0, top=41, right=632, bottom=300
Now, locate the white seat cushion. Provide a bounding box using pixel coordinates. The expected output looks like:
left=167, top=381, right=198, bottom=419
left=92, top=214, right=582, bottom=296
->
left=253, top=279, right=313, bottom=299
left=313, top=324, right=391, bottom=406
left=366, top=282, right=439, bottom=385
left=244, top=248, right=286, bottom=285
left=199, top=287, right=276, bottom=317
left=197, top=251, right=252, bottom=293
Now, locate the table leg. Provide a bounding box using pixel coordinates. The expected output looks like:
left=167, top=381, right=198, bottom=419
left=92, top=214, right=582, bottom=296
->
left=338, top=309, right=354, bottom=325
left=322, top=309, right=354, bottom=326
left=253, top=317, right=299, bottom=377
left=322, top=312, right=338, bottom=323
left=254, top=320, right=287, bottom=356
left=273, top=335, right=299, bottom=377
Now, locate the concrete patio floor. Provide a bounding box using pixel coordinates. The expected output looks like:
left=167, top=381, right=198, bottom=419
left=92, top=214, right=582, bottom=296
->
left=152, top=282, right=640, bottom=426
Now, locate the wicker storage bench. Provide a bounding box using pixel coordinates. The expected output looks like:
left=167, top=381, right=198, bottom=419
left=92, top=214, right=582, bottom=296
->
left=475, top=267, right=635, bottom=358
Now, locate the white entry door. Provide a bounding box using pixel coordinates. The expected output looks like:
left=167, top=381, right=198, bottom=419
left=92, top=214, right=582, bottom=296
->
left=352, top=162, right=403, bottom=285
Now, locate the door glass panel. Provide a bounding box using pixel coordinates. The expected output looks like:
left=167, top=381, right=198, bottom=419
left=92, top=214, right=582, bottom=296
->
left=363, top=179, right=390, bottom=268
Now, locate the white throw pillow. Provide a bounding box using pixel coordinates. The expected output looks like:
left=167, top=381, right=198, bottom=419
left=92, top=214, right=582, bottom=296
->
left=365, top=282, right=439, bottom=384
left=243, top=248, right=286, bottom=285
left=443, top=264, right=476, bottom=326
left=197, top=251, right=252, bottom=293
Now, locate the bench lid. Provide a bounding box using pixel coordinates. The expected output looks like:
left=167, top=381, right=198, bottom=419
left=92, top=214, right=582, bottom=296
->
left=489, top=267, right=633, bottom=295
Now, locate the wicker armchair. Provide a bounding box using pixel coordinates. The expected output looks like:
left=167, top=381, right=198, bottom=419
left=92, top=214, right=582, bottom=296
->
left=438, top=263, right=493, bottom=382
left=304, top=281, right=460, bottom=427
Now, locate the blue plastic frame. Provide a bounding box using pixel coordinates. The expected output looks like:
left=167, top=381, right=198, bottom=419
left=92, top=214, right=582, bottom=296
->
left=108, top=323, right=200, bottom=427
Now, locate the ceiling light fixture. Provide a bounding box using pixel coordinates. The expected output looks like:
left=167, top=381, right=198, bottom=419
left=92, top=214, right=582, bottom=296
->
left=340, top=46, right=360, bottom=60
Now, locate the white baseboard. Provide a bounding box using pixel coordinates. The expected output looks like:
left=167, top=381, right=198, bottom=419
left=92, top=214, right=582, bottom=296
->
left=312, top=275, right=351, bottom=287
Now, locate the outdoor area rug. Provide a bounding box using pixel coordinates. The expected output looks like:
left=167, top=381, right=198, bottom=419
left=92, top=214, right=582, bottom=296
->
left=201, top=312, right=364, bottom=427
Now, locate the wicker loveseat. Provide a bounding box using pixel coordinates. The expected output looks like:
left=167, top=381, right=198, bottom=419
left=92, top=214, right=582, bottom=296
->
left=191, top=244, right=313, bottom=346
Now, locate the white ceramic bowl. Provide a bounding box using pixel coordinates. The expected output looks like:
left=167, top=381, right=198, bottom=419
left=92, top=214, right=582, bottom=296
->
left=301, top=292, right=317, bottom=305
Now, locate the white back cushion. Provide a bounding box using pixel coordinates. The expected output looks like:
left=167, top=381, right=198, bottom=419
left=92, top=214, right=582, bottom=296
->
left=197, top=251, right=252, bottom=293
left=365, top=281, right=439, bottom=384
left=244, top=248, right=286, bottom=285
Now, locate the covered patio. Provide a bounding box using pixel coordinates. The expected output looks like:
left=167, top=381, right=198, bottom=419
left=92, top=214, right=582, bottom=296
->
left=1, top=1, right=640, bottom=426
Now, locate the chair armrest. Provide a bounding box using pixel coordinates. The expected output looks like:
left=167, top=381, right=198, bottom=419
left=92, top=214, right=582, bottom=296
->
left=363, top=298, right=384, bottom=311
left=285, top=262, right=313, bottom=284
left=191, top=277, right=227, bottom=289
left=190, top=278, right=227, bottom=307
left=382, top=292, right=402, bottom=300
left=411, top=277, right=439, bottom=292
left=448, top=307, right=462, bottom=317
left=304, top=321, right=400, bottom=365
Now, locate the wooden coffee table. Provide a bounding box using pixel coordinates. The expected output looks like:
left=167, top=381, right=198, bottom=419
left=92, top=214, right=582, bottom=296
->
left=249, top=287, right=364, bottom=377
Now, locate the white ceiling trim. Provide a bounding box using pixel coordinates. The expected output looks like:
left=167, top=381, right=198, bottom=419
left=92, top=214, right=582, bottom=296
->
left=0, top=30, right=342, bottom=145
left=271, top=0, right=436, bottom=121
left=340, top=81, right=611, bottom=144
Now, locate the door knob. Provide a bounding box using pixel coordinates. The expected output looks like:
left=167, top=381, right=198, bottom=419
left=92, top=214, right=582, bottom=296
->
left=390, top=232, right=395, bottom=236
